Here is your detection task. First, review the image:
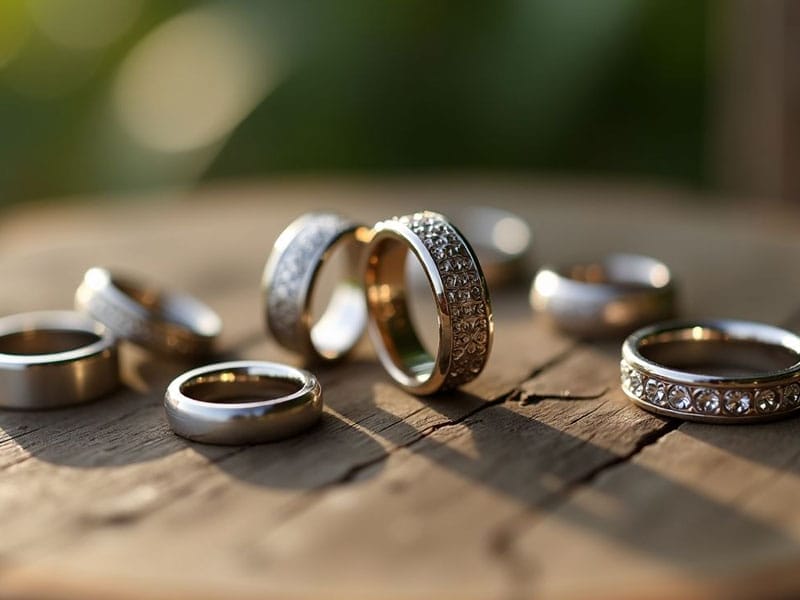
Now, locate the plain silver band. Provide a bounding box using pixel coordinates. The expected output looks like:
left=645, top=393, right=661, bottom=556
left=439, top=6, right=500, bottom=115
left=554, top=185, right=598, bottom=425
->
left=531, top=253, right=676, bottom=337
left=263, top=212, right=367, bottom=362
left=75, top=267, right=222, bottom=358
left=0, top=311, right=119, bottom=409
left=364, top=211, right=494, bottom=395
left=621, top=319, right=800, bottom=423
left=164, top=360, right=323, bottom=445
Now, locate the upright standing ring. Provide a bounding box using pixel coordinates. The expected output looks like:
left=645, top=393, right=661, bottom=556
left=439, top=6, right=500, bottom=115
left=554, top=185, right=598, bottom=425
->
left=75, top=267, right=222, bottom=358
left=364, top=211, right=493, bottom=395
left=164, top=360, right=323, bottom=445
left=442, top=206, right=532, bottom=288
left=531, top=253, right=676, bottom=338
left=621, top=319, right=800, bottom=423
left=0, top=310, right=119, bottom=409
left=263, top=212, right=369, bottom=362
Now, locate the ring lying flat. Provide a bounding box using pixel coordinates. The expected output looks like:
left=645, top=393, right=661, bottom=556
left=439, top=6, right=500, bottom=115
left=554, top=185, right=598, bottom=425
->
left=621, top=319, right=800, bottom=423
left=76, top=267, right=222, bottom=358
left=164, top=360, right=323, bottom=445
left=442, top=206, right=532, bottom=288
left=263, top=212, right=369, bottom=362
left=531, top=253, right=676, bottom=338
left=0, top=311, right=118, bottom=409
left=365, top=211, right=493, bottom=395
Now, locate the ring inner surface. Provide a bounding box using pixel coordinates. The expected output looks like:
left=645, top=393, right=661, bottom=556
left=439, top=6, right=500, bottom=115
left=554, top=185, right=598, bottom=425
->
left=0, top=329, right=100, bottom=355
left=310, top=237, right=366, bottom=358
left=564, top=259, right=666, bottom=292
left=368, top=238, right=435, bottom=382
left=639, top=335, right=799, bottom=377
left=181, top=373, right=302, bottom=404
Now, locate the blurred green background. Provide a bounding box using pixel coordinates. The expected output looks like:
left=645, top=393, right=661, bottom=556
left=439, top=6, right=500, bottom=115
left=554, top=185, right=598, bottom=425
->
left=0, top=0, right=712, bottom=205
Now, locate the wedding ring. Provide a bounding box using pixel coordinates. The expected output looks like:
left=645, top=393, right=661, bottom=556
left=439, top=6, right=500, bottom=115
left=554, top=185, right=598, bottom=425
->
left=263, top=212, right=369, bottom=362
left=365, top=211, right=493, bottom=395
left=75, top=267, right=222, bottom=358
left=0, top=311, right=118, bottom=409
left=531, top=253, right=676, bottom=337
left=164, top=360, right=323, bottom=445
left=442, top=206, right=532, bottom=288
left=621, top=319, right=800, bottom=423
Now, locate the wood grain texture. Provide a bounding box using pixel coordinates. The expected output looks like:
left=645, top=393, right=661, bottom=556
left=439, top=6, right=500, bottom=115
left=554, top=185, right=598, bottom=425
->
left=0, top=177, right=800, bottom=599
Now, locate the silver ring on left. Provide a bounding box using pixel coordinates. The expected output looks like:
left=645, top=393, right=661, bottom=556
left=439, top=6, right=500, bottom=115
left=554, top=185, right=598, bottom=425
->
left=263, top=212, right=369, bottom=362
left=75, top=267, right=222, bottom=358
left=0, top=310, right=119, bottom=409
left=164, top=360, right=323, bottom=445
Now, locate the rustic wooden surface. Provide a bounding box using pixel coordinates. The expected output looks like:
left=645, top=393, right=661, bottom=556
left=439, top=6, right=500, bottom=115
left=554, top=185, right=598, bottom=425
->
left=1, top=177, right=800, bottom=599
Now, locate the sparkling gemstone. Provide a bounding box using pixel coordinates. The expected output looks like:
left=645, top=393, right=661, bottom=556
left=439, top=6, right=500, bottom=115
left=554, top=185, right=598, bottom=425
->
left=694, top=388, right=720, bottom=414
left=723, top=390, right=752, bottom=415
left=667, top=385, right=691, bottom=410
left=644, top=379, right=667, bottom=406
left=627, top=370, right=644, bottom=398
left=756, top=389, right=780, bottom=413
left=783, top=383, right=800, bottom=407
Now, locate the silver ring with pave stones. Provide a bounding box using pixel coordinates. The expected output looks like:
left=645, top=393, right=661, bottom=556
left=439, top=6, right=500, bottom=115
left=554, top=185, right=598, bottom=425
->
left=364, top=211, right=494, bottom=395
left=621, top=319, right=800, bottom=423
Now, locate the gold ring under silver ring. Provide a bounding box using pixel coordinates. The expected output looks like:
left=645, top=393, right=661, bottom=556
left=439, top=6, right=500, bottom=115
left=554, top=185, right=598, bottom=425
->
left=364, top=211, right=493, bottom=395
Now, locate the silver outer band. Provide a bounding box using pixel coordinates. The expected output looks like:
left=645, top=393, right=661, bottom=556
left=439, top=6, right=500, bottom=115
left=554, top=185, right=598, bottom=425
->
left=441, top=206, right=532, bottom=288
left=75, top=267, right=222, bottom=358
left=0, top=311, right=119, bottom=409
left=364, top=211, right=494, bottom=395
left=164, top=360, right=323, bottom=445
left=262, top=212, right=368, bottom=362
left=621, top=319, right=800, bottom=423
left=530, top=253, right=676, bottom=338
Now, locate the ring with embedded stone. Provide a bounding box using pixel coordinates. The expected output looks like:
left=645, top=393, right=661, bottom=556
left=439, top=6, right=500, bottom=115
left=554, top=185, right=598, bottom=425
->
left=364, top=211, right=493, bottom=395
left=75, top=267, right=222, bottom=359
left=0, top=310, right=119, bottom=409
left=263, top=212, right=369, bottom=362
left=164, top=360, right=323, bottom=445
left=530, top=253, right=676, bottom=338
left=621, top=319, right=800, bottom=423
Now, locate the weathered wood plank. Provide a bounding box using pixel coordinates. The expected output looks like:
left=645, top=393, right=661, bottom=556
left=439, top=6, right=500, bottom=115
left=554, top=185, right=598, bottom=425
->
left=0, top=178, right=799, bottom=599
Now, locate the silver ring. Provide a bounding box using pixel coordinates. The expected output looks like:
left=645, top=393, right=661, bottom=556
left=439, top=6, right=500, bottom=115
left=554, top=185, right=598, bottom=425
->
left=364, top=211, right=494, bottom=395
left=164, top=360, right=323, bottom=445
left=75, top=267, right=222, bottom=358
left=530, top=253, right=676, bottom=337
left=0, top=311, right=119, bottom=409
left=621, top=319, right=800, bottom=423
left=263, top=212, right=368, bottom=362
left=441, top=206, right=532, bottom=288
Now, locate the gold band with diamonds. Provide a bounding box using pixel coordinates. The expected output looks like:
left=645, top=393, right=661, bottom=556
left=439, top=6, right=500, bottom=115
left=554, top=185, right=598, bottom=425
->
left=364, top=211, right=494, bottom=395
left=621, top=319, right=800, bottom=423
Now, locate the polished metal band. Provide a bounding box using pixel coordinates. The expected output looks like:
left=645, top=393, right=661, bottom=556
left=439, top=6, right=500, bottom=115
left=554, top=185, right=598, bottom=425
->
left=531, top=253, right=676, bottom=338
left=164, top=360, right=323, bottom=445
left=442, top=206, right=531, bottom=288
left=0, top=311, right=119, bottom=409
left=263, top=212, right=368, bottom=362
left=75, top=267, right=222, bottom=358
left=365, top=211, right=493, bottom=395
left=621, top=319, right=800, bottom=423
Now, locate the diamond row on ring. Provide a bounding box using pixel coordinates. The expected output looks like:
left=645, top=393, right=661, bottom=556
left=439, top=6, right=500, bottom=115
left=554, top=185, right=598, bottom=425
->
left=620, top=360, right=800, bottom=417
left=400, top=212, right=491, bottom=388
